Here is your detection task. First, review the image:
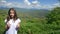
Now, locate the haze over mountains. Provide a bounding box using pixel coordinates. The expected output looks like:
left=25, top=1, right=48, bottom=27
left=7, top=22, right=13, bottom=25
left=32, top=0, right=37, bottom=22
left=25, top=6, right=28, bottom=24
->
left=0, top=7, right=49, bottom=18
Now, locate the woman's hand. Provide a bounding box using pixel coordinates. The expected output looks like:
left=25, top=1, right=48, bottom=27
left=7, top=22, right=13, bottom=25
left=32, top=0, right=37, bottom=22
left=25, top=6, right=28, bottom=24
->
left=16, top=23, right=20, bottom=30
left=5, top=22, right=11, bottom=30
left=7, top=22, right=11, bottom=28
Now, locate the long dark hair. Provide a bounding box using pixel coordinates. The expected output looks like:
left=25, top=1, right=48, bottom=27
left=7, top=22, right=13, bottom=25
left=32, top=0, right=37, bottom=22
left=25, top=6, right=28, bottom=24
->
left=7, top=8, right=18, bottom=22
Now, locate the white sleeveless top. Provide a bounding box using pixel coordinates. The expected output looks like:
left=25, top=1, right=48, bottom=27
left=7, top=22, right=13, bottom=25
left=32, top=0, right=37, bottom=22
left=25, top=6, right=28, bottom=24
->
left=5, top=18, right=21, bottom=34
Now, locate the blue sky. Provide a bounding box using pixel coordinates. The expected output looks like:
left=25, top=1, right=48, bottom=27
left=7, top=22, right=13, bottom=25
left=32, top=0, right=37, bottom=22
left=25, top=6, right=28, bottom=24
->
left=0, top=0, right=60, bottom=9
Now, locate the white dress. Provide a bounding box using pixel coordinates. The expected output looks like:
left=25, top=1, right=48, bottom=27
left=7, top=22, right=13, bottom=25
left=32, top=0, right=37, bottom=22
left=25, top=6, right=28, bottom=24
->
left=5, top=18, right=21, bottom=34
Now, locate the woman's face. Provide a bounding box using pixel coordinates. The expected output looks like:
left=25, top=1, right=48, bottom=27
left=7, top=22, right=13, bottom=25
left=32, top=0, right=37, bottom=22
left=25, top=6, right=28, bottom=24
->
left=10, top=10, right=15, bottom=18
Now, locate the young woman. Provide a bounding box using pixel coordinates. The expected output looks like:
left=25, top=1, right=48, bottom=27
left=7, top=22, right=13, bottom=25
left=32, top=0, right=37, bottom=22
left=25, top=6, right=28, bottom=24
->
left=4, top=8, right=21, bottom=34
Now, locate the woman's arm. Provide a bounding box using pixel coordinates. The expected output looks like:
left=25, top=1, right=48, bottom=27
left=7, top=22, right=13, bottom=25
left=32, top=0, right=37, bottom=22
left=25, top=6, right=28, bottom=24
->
left=5, top=25, right=8, bottom=30
left=16, top=23, right=20, bottom=30
left=5, top=22, right=10, bottom=30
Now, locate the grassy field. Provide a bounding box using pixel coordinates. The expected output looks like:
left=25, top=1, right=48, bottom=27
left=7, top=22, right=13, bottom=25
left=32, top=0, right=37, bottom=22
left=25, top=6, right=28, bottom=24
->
left=0, top=7, right=60, bottom=34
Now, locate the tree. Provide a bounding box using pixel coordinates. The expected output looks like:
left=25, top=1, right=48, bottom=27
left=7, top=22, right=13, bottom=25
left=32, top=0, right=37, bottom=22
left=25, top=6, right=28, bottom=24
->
left=46, top=7, right=60, bottom=24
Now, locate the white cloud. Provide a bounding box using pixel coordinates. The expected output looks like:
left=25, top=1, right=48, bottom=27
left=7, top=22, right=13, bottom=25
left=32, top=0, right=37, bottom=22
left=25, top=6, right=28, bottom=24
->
left=32, top=0, right=39, bottom=4
left=53, top=3, right=60, bottom=7
left=40, top=2, right=60, bottom=10
left=0, top=0, right=60, bottom=10
left=24, top=0, right=31, bottom=6
left=7, top=3, right=12, bottom=6
left=31, top=0, right=41, bottom=9
left=0, top=0, right=7, bottom=7
left=1, top=0, right=6, bottom=3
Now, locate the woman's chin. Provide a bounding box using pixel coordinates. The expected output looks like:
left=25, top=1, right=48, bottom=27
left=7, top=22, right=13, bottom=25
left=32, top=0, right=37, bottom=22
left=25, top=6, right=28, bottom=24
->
left=11, top=16, right=14, bottom=18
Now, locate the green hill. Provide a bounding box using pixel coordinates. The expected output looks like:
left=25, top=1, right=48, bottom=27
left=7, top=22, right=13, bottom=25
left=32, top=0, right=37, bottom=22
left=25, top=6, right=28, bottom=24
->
left=0, top=7, right=60, bottom=34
